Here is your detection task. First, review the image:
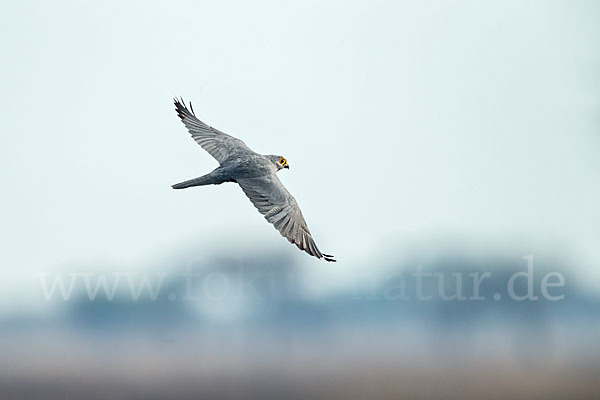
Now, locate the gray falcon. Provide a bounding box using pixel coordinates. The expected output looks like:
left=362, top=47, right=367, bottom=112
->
left=171, top=98, right=336, bottom=262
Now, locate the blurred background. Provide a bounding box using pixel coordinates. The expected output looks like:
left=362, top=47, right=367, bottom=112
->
left=1, top=0, right=599, bottom=398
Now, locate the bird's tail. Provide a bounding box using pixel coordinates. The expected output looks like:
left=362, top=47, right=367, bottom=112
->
left=172, top=174, right=220, bottom=189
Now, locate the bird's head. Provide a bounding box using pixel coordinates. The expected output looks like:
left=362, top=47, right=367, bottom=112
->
left=269, top=155, right=289, bottom=171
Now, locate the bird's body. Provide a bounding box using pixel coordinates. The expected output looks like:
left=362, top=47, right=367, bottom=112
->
left=172, top=98, right=335, bottom=262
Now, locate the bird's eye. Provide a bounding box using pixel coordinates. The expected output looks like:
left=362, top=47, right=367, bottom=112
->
left=280, top=158, right=286, bottom=164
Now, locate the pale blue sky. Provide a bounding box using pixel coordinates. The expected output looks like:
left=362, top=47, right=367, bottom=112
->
left=1, top=0, right=599, bottom=310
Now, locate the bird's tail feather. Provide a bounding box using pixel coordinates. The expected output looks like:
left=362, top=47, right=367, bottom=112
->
left=172, top=175, right=218, bottom=189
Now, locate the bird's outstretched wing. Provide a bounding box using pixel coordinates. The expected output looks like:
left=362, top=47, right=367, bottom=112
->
left=174, top=98, right=252, bottom=163
left=237, top=175, right=336, bottom=262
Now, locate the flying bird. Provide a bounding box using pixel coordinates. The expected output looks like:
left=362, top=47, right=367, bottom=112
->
left=171, top=98, right=336, bottom=262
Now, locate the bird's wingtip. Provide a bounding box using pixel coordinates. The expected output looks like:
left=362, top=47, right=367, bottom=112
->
left=173, top=97, right=195, bottom=116
left=323, top=254, right=336, bottom=262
